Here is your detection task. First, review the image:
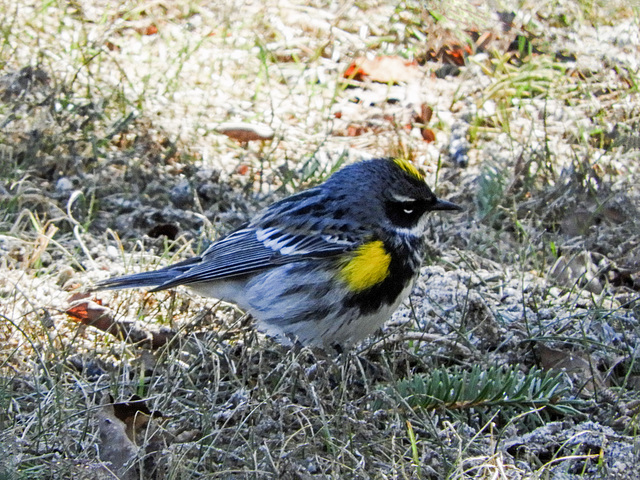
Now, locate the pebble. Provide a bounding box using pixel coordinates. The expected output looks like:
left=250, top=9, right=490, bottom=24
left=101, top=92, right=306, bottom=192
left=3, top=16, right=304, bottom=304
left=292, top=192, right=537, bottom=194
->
left=169, top=180, right=192, bottom=208
left=55, top=177, right=73, bottom=193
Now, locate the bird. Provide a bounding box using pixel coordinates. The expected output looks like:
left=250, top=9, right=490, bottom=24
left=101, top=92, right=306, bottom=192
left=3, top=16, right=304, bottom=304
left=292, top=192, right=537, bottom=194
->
left=96, top=157, right=462, bottom=349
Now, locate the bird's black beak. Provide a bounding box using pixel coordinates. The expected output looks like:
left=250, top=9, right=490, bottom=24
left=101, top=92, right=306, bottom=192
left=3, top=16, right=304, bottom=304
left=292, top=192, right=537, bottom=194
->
left=432, top=199, right=463, bottom=211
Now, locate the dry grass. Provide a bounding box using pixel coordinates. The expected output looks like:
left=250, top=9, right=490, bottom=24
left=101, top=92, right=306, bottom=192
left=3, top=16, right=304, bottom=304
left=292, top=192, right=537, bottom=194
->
left=1, top=0, right=640, bottom=479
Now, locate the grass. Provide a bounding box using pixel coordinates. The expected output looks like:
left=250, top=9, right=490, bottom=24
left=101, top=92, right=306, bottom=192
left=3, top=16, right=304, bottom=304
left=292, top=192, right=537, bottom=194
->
left=1, top=0, right=640, bottom=478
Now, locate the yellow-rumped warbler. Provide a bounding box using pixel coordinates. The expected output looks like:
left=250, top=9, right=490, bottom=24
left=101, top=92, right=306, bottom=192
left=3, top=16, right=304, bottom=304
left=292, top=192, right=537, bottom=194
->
left=97, top=158, right=461, bottom=348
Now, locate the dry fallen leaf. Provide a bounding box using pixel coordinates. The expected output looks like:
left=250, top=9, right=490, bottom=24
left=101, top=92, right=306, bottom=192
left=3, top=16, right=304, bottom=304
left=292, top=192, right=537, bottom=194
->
left=537, top=343, right=607, bottom=396
left=421, top=128, right=436, bottom=142
left=134, top=24, right=158, bottom=36
left=67, top=295, right=176, bottom=349
left=426, top=45, right=469, bottom=66
left=111, top=395, right=165, bottom=445
left=236, top=164, right=250, bottom=175
left=97, top=395, right=170, bottom=480
left=66, top=296, right=112, bottom=330
left=346, top=124, right=368, bottom=137
left=97, top=404, right=138, bottom=480
left=417, top=104, right=433, bottom=125
left=548, top=251, right=609, bottom=294
left=343, top=56, right=421, bottom=84
left=412, top=104, right=436, bottom=142
left=216, top=122, right=274, bottom=142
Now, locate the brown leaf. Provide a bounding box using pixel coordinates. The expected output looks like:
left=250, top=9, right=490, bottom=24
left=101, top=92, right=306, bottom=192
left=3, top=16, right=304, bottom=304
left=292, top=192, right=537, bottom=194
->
left=236, top=164, right=250, bottom=175
left=67, top=291, right=91, bottom=302
left=67, top=295, right=176, bottom=349
left=97, top=404, right=138, bottom=480
left=66, top=298, right=113, bottom=331
left=343, top=56, right=420, bottom=84
left=97, top=395, right=171, bottom=480
left=346, top=124, right=367, bottom=137
left=110, top=395, right=173, bottom=476
left=217, top=122, right=274, bottom=142
left=421, top=128, right=436, bottom=143
left=135, top=24, right=158, bottom=36
left=441, top=47, right=468, bottom=66
left=426, top=45, right=469, bottom=66
left=144, top=24, right=158, bottom=35
left=475, top=31, right=493, bottom=51
left=105, top=40, right=120, bottom=52
left=548, top=251, right=608, bottom=294
left=112, top=395, right=155, bottom=423
left=537, top=343, right=607, bottom=396
left=415, top=103, right=433, bottom=125
left=111, top=395, right=165, bottom=444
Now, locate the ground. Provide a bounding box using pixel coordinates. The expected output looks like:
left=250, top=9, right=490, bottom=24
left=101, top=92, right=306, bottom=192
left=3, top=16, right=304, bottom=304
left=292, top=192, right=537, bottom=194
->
left=1, top=1, right=639, bottom=479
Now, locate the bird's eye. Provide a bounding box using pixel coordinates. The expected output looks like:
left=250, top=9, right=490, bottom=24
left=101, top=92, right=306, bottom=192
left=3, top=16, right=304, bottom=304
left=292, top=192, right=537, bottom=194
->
left=384, top=199, right=428, bottom=228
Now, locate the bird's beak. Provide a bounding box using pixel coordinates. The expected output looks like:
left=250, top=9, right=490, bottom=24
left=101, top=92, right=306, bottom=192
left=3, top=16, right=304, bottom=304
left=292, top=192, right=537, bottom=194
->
left=432, top=199, right=463, bottom=211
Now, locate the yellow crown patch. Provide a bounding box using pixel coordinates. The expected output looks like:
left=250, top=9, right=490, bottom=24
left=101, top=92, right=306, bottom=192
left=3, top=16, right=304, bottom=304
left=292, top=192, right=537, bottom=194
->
left=339, top=240, right=391, bottom=292
left=393, top=158, right=424, bottom=181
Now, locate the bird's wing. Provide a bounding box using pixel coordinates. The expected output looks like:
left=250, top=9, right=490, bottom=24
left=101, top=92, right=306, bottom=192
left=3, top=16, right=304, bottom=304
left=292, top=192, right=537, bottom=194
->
left=151, top=226, right=356, bottom=290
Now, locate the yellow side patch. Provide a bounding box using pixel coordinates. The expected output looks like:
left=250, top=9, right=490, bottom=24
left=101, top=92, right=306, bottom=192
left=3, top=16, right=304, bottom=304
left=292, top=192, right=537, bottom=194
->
left=393, top=158, right=424, bottom=181
left=339, top=240, right=391, bottom=292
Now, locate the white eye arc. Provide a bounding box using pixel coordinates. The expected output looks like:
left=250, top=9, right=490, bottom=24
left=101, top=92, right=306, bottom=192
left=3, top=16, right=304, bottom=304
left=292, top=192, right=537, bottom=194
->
left=403, top=208, right=414, bottom=214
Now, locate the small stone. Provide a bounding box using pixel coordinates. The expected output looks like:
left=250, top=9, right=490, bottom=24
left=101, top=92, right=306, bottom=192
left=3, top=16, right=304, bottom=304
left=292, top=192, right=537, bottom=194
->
left=169, top=180, right=192, bottom=208
left=55, top=177, right=73, bottom=193
left=448, top=121, right=470, bottom=167
left=56, top=266, right=75, bottom=286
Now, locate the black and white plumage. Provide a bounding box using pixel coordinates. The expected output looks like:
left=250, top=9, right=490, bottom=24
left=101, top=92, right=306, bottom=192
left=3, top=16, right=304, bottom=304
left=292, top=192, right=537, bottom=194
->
left=97, top=158, right=461, bottom=348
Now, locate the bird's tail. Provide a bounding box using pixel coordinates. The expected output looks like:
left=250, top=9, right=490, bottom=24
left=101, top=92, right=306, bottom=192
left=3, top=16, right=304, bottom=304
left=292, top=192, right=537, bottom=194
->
left=95, top=257, right=201, bottom=291
left=95, top=269, right=180, bottom=290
